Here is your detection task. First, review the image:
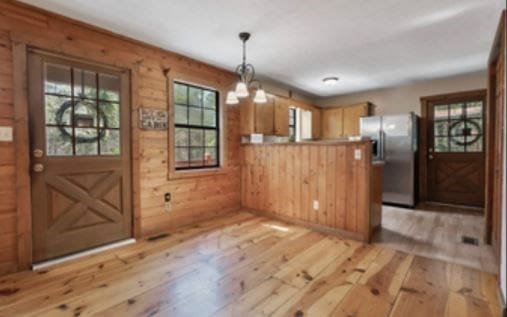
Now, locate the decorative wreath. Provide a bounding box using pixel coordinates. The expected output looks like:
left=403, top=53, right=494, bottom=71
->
left=55, top=99, right=108, bottom=143
left=449, top=119, right=481, bottom=146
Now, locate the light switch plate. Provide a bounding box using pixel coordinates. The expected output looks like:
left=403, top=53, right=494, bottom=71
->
left=312, top=200, right=319, bottom=210
left=354, top=149, right=362, bottom=160
left=0, top=126, right=13, bottom=142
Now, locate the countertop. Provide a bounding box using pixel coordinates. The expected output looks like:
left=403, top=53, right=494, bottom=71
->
left=240, top=139, right=370, bottom=146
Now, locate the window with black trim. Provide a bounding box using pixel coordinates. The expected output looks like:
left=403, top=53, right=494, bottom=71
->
left=173, top=81, right=219, bottom=170
left=288, top=107, right=296, bottom=141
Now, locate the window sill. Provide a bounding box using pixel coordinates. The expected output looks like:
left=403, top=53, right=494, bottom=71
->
left=168, top=166, right=229, bottom=180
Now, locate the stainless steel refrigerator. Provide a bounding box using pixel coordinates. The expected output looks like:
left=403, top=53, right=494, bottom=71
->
left=360, top=113, right=418, bottom=207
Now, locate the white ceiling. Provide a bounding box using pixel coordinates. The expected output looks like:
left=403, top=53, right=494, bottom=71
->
left=20, top=0, right=506, bottom=97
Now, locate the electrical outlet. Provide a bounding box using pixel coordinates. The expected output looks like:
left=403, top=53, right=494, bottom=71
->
left=312, top=200, right=319, bottom=210
left=354, top=149, right=362, bottom=160
left=164, top=193, right=171, bottom=212
left=0, top=126, right=13, bottom=142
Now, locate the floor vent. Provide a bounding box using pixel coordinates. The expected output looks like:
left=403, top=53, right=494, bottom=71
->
left=147, top=233, right=170, bottom=241
left=461, top=236, right=479, bottom=246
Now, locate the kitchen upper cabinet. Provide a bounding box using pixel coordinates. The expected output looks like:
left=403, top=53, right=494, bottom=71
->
left=311, top=108, right=321, bottom=139
left=322, top=107, right=344, bottom=139
left=255, top=94, right=275, bottom=134
left=321, top=102, right=372, bottom=139
left=274, top=97, right=289, bottom=136
left=343, top=103, right=371, bottom=136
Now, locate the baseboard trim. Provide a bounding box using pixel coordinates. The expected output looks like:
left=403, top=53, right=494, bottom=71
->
left=244, top=208, right=365, bottom=242
left=32, top=238, right=136, bottom=271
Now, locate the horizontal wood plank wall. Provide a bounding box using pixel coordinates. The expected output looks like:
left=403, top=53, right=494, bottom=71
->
left=240, top=142, right=371, bottom=241
left=0, top=1, right=241, bottom=274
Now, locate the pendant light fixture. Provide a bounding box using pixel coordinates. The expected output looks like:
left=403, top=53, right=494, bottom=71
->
left=226, top=32, right=268, bottom=104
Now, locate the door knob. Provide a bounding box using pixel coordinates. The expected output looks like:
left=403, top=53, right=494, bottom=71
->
left=428, top=154, right=434, bottom=160
left=33, top=163, right=44, bottom=173
left=33, top=149, right=44, bottom=158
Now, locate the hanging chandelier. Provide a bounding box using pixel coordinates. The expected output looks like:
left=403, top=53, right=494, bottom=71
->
left=226, top=32, right=268, bottom=105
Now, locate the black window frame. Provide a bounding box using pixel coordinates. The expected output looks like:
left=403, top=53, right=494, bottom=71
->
left=173, top=81, right=220, bottom=170
left=288, top=107, right=296, bottom=141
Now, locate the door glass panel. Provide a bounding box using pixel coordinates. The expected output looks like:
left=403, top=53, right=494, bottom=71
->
left=449, top=103, right=464, bottom=119
left=45, top=95, right=72, bottom=125
left=75, top=128, right=98, bottom=155
left=466, top=118, right=482, bottom=135
left=203, top=109, right=216, bottom=127
left=450, top=136, right=465, bottom=152
left=190, top=129, right=204, bottom=146
left=466, top=137, right=483, bottom=152
left=44, top=62, right=122, bottom=156
left=99, top=102, right=120, bottom=128
left=433, top=105, right=448, bottom=119
left=100, top=129, right=120, bottom=155
left=188, top=87, right=202, bottom=106
left=45, top=64, right=72, bottom=95
left=466, top=101, right=483, bottom=118
left=434, top=121, right=448, bottom=136
left=449, top=120, right=466, bottom=136
left=99, top=74, right=120, bottom=101
left=205, top=130, right=217, bottom=146
left=74, top=100, right=98, bottom=128
left=175, top=105, right=188, bottom=124
left=46, top=127, right=73, bottom=156
left=434, top=137, right=449, bottom=152
left=74, top=69, right=97, bottom=99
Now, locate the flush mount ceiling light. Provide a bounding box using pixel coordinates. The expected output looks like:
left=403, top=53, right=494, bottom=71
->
left=226, top=32, right=267, bottom=105
left=323, top=76, right=339, bottom=86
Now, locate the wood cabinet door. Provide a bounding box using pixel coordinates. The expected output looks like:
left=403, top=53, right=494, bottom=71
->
left=342, top=104, right=368, bottom=136
left=321, top=107, right=343, bottom=139
left=255, top=95, right=275, bottom=134
left=274, top=96, right=289, bottom=136
left=239, top=98, right=255, bottom=135
left=311, top=108, right=321, bottom=139
left=28, top=52, right=132, bottom=262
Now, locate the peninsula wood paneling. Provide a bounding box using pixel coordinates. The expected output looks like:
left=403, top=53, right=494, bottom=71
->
left=0, top=1, right=241, bottom=274
left=240, top=142, right=372, bottom=241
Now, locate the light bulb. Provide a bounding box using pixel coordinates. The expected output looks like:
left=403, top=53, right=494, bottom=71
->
left=253, top=89, right=268, bottom=103
left=235, top=81, right=249, bottom=98
left=225, top=91, right=239, bottom=105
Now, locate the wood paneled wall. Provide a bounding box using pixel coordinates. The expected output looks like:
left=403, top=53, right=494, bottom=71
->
left=240, top=142, right=372, bottom=241
left=0, top=1, right=241, bottom=274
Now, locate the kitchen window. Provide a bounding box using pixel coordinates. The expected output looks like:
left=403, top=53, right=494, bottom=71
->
left=173, top=81, right=219, bottom=170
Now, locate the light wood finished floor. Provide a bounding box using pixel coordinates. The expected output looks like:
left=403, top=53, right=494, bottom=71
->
left=375, top=206, right=498, bottom=273
left=0, top=212, right=501, bottom=317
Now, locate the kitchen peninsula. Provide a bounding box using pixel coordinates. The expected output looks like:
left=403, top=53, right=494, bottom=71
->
left=240, top=139, right=382, bottom=242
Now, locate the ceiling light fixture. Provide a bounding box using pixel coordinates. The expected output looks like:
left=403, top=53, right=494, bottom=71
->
left=323, top=77, right=339, bottom=86
left=226, top=32, right=267, bottom=104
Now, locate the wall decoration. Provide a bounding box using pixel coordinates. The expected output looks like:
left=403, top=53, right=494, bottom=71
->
left=139, top=108, right=168, bottom=130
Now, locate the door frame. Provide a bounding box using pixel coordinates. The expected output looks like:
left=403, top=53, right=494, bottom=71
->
left=11, top=41, right=138, bottom=270
left=418, top=89, right=487, bottom=206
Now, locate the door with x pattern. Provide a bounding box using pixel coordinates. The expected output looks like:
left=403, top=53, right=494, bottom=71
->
left=28, top=52, right=132, bottom=262
left=427, top=92, right=486, bottom=208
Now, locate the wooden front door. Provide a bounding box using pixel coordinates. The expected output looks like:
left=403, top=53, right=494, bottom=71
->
left=425, top=92, right=486, bottom=207
left=28, top=52, right=132, bottom=262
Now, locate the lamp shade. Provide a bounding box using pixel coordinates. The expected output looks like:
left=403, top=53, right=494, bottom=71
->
left=253, top=89, right=268, bottom=103
left=235, top=81, right=249, bottom=98
left=225, top=91, right=239, bottom=104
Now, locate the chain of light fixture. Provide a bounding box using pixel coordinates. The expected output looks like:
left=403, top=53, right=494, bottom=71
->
left=226, top=32, right=267, bottom=105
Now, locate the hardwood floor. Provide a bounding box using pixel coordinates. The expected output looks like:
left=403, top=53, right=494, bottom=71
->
left=375, top=205, right=498, bottom=273
left=0, top=211, right=501, bottom=317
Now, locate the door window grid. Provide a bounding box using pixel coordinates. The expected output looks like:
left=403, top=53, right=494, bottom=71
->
left=432, top=101, right=483, bottom=153
left=44, top=63, right=121, bottom=156
left=174, top=81, right=219, bottom=170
